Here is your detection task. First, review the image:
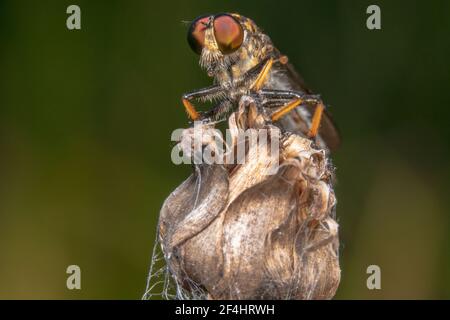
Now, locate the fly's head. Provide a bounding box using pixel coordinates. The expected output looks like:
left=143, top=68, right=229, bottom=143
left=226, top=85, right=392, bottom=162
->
left=187, top=13, right=273, bottom=79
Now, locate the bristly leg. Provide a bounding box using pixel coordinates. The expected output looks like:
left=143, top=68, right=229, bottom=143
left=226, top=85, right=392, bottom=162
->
left=256, top=89, right=326, bottom=139
left=204, top=100, right=234, bottom=122
left=180, top=57, right=276, bottom=121
left=181, top=85, right=223, bottom=120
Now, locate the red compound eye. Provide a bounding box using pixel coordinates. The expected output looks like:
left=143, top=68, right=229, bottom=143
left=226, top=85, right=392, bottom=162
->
left=187, top=15, right=210, bottom=55
left=213, top=14, right=244, bottom=54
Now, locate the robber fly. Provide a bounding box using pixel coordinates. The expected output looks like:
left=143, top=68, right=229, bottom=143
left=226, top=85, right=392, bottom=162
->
left=181, top=13, right=340, bottom=151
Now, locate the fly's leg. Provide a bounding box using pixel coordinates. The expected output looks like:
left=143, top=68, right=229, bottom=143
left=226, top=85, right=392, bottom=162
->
left=204, top=100, right=234, bottom=121
left=181, top=55, right=284, bottom=121
left=181, top=85, right=223, bottom=121
left=182, top=98, right=200, bottom=121
left=258, top=89, right=325, bottom=138
left=308, top=103, right=324, bottom=138
left=250, top=57, right=273, bottom=91
left=248, top=56, right=288, bottom=91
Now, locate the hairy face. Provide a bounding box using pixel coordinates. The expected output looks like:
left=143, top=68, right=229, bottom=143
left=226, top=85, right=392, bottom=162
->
left=187, top=13, right=263, bottom=77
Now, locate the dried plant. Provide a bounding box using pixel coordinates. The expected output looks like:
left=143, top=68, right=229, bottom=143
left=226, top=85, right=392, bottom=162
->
left=144, top=96, right=340, bottom=300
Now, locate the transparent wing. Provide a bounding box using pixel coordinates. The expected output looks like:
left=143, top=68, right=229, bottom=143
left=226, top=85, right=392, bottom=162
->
left=282, top=60, right=341, bottom=152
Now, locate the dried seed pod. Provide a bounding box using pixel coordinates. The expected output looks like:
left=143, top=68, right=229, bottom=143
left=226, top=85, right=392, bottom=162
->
left=155, top=96, right=340, bottom=300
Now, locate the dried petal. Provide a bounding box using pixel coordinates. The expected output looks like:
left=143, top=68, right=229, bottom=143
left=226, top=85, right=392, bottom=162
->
left=156, top=96, right=340, bottom=300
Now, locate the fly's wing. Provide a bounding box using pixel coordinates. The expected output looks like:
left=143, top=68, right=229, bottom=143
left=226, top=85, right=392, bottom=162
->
left=281, top=60, right=341, bottom=152
left=283, top=61, right=313, bottom=94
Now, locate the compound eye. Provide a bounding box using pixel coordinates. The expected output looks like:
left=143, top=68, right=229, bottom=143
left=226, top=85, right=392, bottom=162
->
left=213, top=14, right=244, bottom=54
left=187, top=15, right=210, bottom=55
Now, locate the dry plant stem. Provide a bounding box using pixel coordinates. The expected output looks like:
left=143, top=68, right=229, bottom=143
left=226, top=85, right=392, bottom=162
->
left=157, top=96, right=340, bottom=300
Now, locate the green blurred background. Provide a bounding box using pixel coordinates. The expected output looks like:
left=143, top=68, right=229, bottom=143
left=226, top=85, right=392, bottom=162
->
left=0, top=0, right=449, bottom=299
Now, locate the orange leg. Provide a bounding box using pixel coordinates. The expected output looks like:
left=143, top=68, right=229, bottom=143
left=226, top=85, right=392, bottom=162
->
left=307, top=102, right=324, bottom=138
left=271, top=98, right=325, bottom=138
left=271, top=98, right=303, bottom=122
left=181, top=85, right=223, bottom=121
left=182, top=98, right=200, bottom=121
left=250, top=56, right=290, bottom=91
left=250, top=58, right=273, bottom=91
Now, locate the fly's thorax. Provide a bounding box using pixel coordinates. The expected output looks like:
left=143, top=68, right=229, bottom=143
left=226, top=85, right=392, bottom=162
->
left=232, top=32, right=274, bottom=79
left=228, top=86, right=251, bottom=101
left=213, top=40, right=273, bottom=92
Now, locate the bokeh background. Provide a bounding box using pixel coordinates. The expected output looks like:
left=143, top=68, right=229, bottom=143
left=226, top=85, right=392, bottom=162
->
left=1, top=0, right=449, bottom=299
